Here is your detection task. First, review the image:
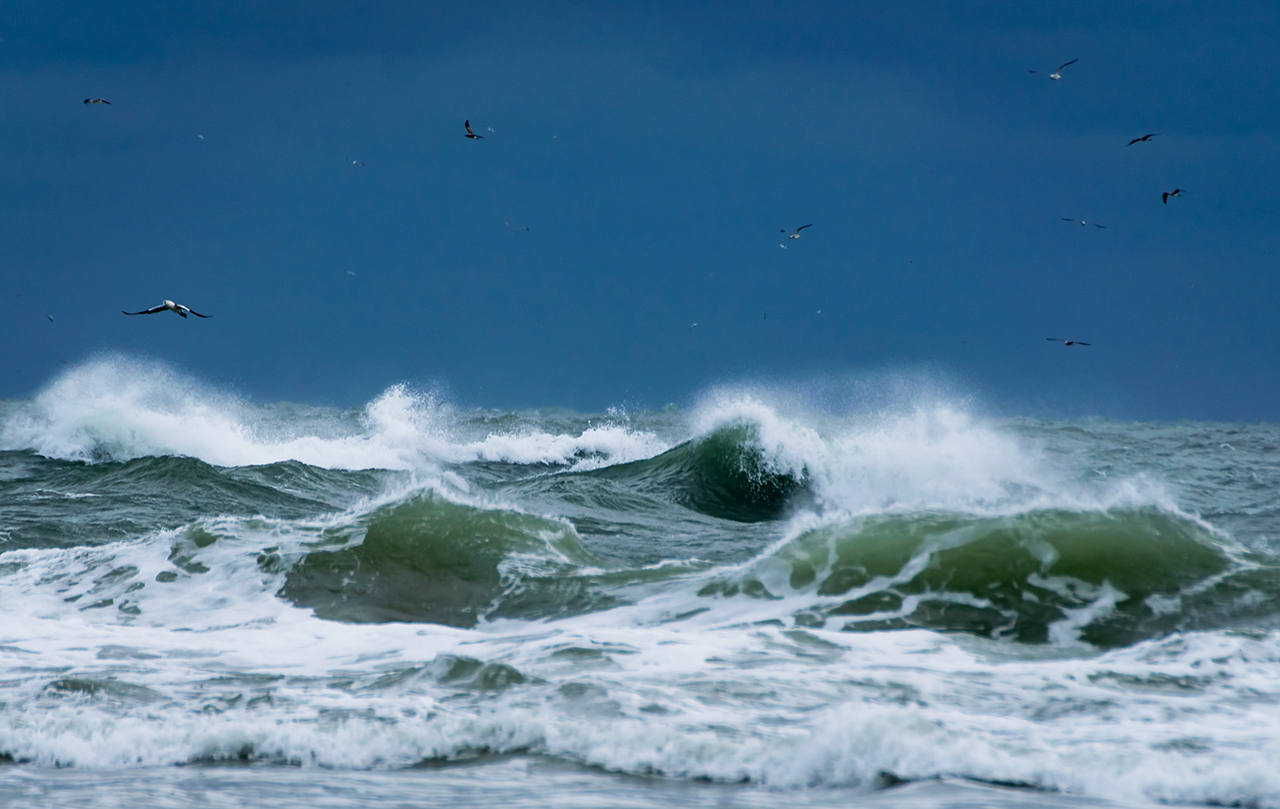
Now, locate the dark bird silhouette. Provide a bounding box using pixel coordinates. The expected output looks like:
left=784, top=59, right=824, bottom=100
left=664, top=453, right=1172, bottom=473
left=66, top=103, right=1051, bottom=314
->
left=464, top=120, right=484, bottom=139
left=122, top=299, right=210, bottom=319
left=1127, top=133, right=1159, bottom=146
left=1046, top=337, right=1091, bottom=347
left=1162, top=189, right=1184, bottom=205
left=83, top=97, right=111, bottom=104
left=1029, top=58, right=1078, bottom=80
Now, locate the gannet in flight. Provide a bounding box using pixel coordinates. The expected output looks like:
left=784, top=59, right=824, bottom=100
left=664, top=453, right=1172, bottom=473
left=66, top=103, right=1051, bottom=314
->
left=122, top=300, right=211, bottom=319
left=83, top=97, right=111, bottom=104
left=1029, top=58, right=1078, bottom=80
left=1061, top=218, right=1106, bottom=228
left=1046, top=337, right=1091, bottom=347
left=464, top=120, right=484, bottom=139
left=1127, top=133, right=1159, bottom=146
left=781, top=224, right=812, bottom=240
left=1162, top=188, right=1184, bottom=204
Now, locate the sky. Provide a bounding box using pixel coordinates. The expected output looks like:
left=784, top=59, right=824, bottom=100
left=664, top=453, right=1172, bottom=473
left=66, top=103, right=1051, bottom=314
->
left=2, top=0, right=1278, bottom=420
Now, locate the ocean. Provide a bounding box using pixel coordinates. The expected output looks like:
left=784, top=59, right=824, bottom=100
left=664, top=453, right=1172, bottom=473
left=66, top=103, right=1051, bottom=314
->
left=1, top=356, right=1277, bottom=809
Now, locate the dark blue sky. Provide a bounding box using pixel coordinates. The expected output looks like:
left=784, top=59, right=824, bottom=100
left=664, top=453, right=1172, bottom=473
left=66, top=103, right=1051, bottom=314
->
left=3, top=1, right=1277, bottom=419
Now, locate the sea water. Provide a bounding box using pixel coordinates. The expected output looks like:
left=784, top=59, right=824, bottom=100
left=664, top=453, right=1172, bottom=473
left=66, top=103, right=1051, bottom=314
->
left=1, top=356, right=1277, bottom=808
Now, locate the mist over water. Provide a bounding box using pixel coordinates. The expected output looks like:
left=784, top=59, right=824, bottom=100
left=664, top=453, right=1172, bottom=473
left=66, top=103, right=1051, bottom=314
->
left=2, top=356, right=1278, bottom=808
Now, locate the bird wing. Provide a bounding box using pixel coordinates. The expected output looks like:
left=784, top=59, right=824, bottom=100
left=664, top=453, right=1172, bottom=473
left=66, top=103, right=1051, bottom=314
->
left=122, top=305, right=166, bottom=315
left=186, top=308, right=211, bottom=318
left=1061, top=218, right=1079, bottom=223
left=1076, top=341, right=1092, bottom=346
left=1127, top=137, right=1141, bottom=146
left=1094, top=224, right=1106, bottom=228
left=796, top=224, right=813, bottom=232
left=1045, top=337, right=1064, bottom=342
left=1162, top=193, right=1169, bottom=204
left=1057, top=58, right=1078, bottom=71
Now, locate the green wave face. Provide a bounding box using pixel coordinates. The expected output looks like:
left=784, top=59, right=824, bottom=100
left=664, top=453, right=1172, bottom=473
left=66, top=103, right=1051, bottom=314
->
left=279, top=493, right=610, bottom=627
left=705, top=508, right=1276, bottom=647
left=592, top=423, right=811, bottom=522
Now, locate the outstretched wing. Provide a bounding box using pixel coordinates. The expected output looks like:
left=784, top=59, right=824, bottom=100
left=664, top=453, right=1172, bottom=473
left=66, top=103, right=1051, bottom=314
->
left=122, top=305, right=165, bottom=315
left=186, top=308, right=211, bottom=318
left=796, top=224, right=813, bottom=232
left=1075, top=341, right=1092, bottom=346
left=1056, top=58, right=1078, bottom=71
left=1045, top=337, right=1064, bottom=342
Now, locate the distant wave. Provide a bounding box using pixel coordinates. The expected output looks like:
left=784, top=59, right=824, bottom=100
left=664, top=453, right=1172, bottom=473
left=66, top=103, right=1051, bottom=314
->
left=0, top=356, right=667, bottom=471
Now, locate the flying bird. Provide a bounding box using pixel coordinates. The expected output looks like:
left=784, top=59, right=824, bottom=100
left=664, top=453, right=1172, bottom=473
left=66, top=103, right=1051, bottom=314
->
left=1029, top=58, right=1078, bottom=80
left=1162, top=188, right=1184, bottom=204
left=1127, top=133, right=1159, bottom=146
left=1061, top=218, right=1106, bottom=228
left=122, top=299, right=210, bottom=319
left=1046, top=337, right=1091, bottom=347
left=464, top=120, right=484, bottom=139
left=83, top=97, right=111, bottom=104
left=781, top=224, right=812, bottom=240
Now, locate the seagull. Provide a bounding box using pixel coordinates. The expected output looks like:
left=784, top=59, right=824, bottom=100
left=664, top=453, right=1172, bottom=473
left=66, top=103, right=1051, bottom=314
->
left=83, top=97, right=111, bottom=104
left=1046, top=337, right=1091, bottom=347
left=122, top=299, right=211, bottom=319
left=464, top=120, right=484, bottom=139
left=781, top=224, right=812, bottom=240
left=1029, top=58, right=1078, bottom=80
left=1162, top=188, right=1184, bottom=204
left=1127, top=133, right=1159, bottom=146
left=350, top=159, right=366, bottom=167
left=1061, top=218, right=1106, bottom=228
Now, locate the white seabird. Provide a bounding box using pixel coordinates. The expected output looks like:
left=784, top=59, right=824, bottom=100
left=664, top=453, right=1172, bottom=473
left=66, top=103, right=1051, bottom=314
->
left=1061, top=217, right=1106, bottom=228
left=781, top=224, right=812, bottom=240
left=122, top=299, right=211, bottom=319
left=1046, top=337, right=1091, bottom=347
left=1029, top=58, right=1078, bottom=80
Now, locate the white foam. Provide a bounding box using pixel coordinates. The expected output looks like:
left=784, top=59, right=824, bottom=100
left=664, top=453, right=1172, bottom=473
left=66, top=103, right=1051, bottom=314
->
left=688, top=387, right=1179, bottom=519
left=0, top=356, right=668, bottom=471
